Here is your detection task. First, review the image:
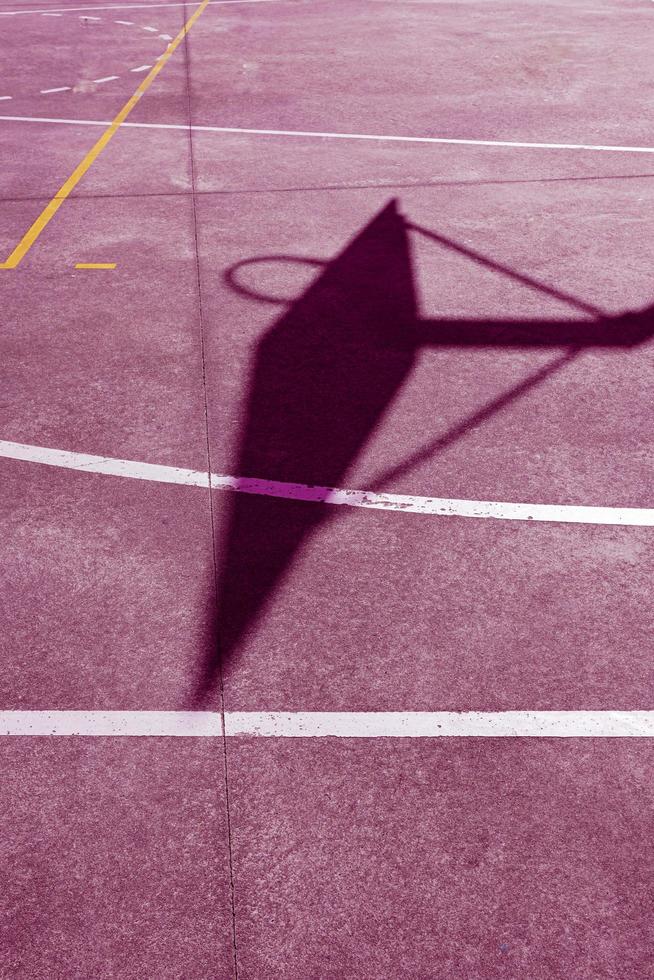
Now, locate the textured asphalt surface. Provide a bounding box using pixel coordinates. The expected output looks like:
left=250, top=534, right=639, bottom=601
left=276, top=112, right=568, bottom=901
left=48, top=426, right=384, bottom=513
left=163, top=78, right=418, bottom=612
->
left=1, top=1, right=654, bottom=977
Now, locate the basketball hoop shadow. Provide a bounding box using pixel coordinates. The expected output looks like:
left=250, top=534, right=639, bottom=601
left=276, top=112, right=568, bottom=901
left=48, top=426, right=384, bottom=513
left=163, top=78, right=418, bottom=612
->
left=194, top=199, right=654, bottom=700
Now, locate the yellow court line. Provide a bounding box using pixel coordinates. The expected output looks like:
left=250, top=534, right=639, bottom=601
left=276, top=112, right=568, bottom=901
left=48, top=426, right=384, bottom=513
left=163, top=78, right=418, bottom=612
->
left=75, top=262, right=117, bottom=269
left=0, top=0, right=211, bottom=270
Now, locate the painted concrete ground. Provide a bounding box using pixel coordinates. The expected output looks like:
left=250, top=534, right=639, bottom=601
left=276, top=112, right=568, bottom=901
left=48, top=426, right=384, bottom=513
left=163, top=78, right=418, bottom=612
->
left=1, top=0, right=654, bottom=977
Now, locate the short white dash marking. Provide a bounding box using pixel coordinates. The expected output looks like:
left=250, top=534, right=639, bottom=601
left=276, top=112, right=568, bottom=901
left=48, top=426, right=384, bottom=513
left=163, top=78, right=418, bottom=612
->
left=40, top=86, right=71, bottom=94
left=0, top=96, right=13, bottom=101
left=142, top=25, right=158, bottom=31
left=42, top=11, right=63, bottom=14
left=80, top=13, right=101, bottom=18
left=93, top=75, right=120, bottom=84
left=114, top=20, right=135, bottom=25
left=130, top=65, right=152, bottom=72
left=158, top=32, right=173, bottom=39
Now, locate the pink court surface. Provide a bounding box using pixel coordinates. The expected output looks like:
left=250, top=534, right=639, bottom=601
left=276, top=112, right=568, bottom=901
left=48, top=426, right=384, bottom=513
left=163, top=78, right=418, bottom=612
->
left=2, top=0, right=654, bottom=976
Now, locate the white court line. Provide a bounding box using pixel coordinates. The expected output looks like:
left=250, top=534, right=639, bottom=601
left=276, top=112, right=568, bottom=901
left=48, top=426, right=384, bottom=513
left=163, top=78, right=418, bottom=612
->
left=93, top=75, right=120, bottom=84
left=0, top=711, right=221, bottom=737
left=1, top=711, right=654, bottom=737
left=0, top=97, right=13, bottom=102
left=40, top=86, right=71, bottom=94
left=1, top=439, right=653, bottom=527
left=226, top=711, right=654, bottom=738
left=1, top=113, right=654, bottom=156
left=0, top=440, right=209, bottom=488
left=130, top=65, right=153, bottom=72
left=0, top=1, right=281, bottom=14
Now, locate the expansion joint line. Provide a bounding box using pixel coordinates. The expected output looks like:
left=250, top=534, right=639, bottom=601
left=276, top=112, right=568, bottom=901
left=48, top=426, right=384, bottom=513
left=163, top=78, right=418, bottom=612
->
left=0, top=0, right=211, bottom=269
left=179, top=5, right=239, bottom=976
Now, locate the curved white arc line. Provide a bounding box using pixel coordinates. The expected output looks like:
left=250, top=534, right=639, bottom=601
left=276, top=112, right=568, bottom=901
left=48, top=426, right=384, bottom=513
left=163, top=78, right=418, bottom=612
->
left=0, top=440, right=210, bottom=488
left=1, top=439, right=653, bottom=527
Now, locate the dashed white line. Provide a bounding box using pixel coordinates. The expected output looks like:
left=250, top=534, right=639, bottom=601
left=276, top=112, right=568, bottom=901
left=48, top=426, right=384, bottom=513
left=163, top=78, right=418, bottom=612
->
left=5, top=5, right=163, bottom=102
left=2, top=711, right=654, bottom=737
left=1, top=439, right=653, bottom=527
